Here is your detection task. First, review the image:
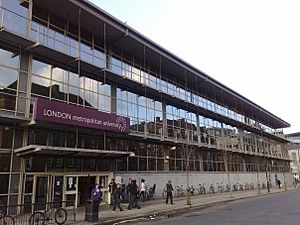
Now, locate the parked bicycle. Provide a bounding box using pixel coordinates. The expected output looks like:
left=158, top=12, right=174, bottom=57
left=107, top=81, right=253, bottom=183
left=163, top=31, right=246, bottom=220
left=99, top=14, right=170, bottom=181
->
left=29, top=204, right=67, bottom=225
left=197, top=183, right=206, bottom=195
left=145, top=184, right=156, bottom=200
left=209, top=184, right=215, bottom=194
left=0, top=208, right=14, bottom=225
left=162, top=187, right=167, bottom=199
left=174, top=185, right=185, bottom=197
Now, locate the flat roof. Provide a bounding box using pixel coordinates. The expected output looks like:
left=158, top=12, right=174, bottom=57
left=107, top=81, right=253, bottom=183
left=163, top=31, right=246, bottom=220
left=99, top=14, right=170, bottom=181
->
left=31, top=0, right=290, bottom=129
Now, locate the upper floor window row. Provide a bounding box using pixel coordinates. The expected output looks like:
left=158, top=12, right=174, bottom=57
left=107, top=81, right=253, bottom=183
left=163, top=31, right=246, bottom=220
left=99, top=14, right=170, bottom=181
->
left=0, top=5, right=280, bottom=135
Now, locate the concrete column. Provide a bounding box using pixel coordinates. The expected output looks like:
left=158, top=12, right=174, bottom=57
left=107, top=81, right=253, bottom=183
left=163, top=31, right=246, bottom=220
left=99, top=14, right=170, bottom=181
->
left=199, top=151, right=204, bottom=171
left=110, top=84, right=117, bottom=114
left=106, top=47, right=112, bottom=70
left=17, top=52, right=32, bottom=117
left=196, top=114, right=201, bottom=145
left=242, top=158, right=247, bottom=172
left=162, top=101, right=167, bottom=140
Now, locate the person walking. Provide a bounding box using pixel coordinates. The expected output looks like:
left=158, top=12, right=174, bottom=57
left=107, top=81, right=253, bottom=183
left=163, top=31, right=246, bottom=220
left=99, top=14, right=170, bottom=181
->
left=128, top=179, right=141, bottom=210
left=140, top=179, right=146, bottom=202
left=166, top=180, right=174, bottom=205
left=277, top=179, right=281, bottom=189
left=108, top=178, right=117, bottom=205
left=126, top=178, right=132, bottom=204
left=112, top=183, right=124, bottom=212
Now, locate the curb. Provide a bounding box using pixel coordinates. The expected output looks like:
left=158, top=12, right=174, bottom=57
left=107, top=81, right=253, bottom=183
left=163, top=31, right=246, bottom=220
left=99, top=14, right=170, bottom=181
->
left=97, top=189, right=294, bottom=225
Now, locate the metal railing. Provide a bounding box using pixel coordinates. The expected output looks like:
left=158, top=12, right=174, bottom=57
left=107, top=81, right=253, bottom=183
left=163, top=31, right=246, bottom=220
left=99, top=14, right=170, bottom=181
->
left=0, top=201, right=76, bottom=225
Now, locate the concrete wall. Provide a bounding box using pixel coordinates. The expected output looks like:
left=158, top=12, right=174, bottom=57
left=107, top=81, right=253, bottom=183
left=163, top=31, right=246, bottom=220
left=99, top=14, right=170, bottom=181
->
left=116, top=171, right=293, bottom=196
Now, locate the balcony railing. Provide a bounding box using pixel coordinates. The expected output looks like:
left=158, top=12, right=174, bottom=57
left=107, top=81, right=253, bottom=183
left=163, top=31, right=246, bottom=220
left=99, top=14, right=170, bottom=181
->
left=0, top=7, right=288, bottom=154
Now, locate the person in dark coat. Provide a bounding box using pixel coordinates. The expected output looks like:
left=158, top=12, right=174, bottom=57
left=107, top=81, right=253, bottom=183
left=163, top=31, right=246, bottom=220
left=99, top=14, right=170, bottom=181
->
left=277, top=179, right=281, bottom=189
left=108, top=178, right=117, bottom=205
left=166, top=180, right=174, bottom=204
left=112, top=183, right=123, bottom=211
left=128, top=179, right=141, bottom=210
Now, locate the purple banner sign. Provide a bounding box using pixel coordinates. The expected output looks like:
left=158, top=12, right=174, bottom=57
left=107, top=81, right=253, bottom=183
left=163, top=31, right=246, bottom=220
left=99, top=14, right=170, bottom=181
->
left=33, top=98, right=130, bottom=134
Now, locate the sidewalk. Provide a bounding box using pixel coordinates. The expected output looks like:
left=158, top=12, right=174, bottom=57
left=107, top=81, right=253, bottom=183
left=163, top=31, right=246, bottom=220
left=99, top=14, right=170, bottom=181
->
left=74, top=187, right=295, bottom=225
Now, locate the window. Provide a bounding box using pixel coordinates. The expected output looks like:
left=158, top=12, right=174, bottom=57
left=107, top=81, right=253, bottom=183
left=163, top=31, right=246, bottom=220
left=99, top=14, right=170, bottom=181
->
left=0, top=175, right=9, bottom=194
left=292, top=152, right=297, bottom=161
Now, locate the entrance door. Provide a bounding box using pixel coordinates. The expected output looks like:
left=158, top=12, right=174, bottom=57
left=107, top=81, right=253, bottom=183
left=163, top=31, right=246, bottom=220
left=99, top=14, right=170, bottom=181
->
left=78, top=176, right=96, bottom=206
left=53, top=176, right=63, bottom=206
left=34, top=176, right=48, bottom=210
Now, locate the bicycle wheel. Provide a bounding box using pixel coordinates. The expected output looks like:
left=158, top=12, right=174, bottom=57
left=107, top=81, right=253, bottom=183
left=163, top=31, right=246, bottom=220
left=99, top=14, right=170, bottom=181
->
left=3, top=215, right=15, bottom=225
left=29, top=212, right=45, bottom=225
left=54, top=208, right=67, bottom=225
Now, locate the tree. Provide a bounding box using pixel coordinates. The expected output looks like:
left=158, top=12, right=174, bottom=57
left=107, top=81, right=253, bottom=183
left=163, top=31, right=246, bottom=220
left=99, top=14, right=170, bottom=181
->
left=171, top=143, right=194, bottom=205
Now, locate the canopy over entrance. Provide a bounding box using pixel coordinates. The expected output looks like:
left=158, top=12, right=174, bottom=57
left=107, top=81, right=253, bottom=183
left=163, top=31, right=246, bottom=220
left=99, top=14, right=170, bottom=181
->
left=14, top=145, right=134, bottom=158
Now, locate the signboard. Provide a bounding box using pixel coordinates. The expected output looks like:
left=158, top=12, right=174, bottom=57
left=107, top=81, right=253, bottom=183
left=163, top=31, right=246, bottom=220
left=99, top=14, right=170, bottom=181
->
left=33, top=97, right=130, bottom=134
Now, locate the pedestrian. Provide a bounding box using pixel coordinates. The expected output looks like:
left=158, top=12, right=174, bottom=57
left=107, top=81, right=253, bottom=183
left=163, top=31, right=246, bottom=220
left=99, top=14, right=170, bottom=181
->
left=108, top=178, right=117, bottom=205
left=128, top=179, right=141, bottom=210
left=140, top=179, right=146, bottom=202
left=166, top=180, right=174, bottom=205
left=112, top=183, right=124, bottom=212
left=277, top=179, right=281, bottom=189
left=91, top=183, right=102, bottom=205
left=126, top=178, right=132, bottom=203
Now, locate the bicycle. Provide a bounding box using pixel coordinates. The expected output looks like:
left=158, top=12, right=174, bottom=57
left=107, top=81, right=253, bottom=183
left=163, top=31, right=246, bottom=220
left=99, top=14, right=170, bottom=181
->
left=145, top=184, right=156, bottom=200
left=174, top=185, right=185, bottom=197
left=0, top=208, right=14, bottom=225
left=197, top=183, right=206, bottom=195
left=209, top=184, right=215, bottom=194
left=162, top=187, right=167, bottom=199
left=29, top=205, right=67, bottom=225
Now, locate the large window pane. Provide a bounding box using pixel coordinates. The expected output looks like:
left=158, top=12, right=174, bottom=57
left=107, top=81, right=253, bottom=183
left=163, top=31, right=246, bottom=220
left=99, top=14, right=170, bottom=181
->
left=0, top=66, right=18, bottom=89
left=0, top=174, right=9, bottom=194
left=1, top=0, right=28, bottom=17
left=0, top=153, right=10, bottom=171
left=32, top=60, right=51, bottom=79
left=128, top=157, right=138, bottom=171
left=0, top=126, right=13, bottom=148
left=31, top=75, right=50, bottom=97
left=10, top=174, right=19, bottom=193
left=0, top=49, right=19, bottom=69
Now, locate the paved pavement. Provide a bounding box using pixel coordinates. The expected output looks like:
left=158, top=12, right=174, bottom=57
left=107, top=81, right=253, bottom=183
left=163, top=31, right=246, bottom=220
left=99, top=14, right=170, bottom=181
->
left=74, top=187, right=295, bottom=225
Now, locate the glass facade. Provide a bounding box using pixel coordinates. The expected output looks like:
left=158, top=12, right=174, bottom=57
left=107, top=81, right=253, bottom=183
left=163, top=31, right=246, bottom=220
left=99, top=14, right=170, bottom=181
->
left=0, top=0, right=290, bottom=208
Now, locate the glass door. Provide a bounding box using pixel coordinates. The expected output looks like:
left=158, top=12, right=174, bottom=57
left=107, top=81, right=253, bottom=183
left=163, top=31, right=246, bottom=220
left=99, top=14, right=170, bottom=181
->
left=65, top=176, right=77, bottom=207
left=23, top=175, right=34, bottom=213
left=34, top=176, right=48, bottom=210
left=53, top=176, right=63, bottom=207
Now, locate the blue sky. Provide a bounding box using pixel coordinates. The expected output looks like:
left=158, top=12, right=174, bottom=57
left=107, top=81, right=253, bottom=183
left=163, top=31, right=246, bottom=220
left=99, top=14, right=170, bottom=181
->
left=90, top=0, right=300, bottom=134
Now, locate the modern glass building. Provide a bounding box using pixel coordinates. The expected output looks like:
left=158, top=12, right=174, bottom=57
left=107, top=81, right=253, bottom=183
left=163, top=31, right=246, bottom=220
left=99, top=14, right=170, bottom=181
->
left=0, top=0, right=291, bottom=207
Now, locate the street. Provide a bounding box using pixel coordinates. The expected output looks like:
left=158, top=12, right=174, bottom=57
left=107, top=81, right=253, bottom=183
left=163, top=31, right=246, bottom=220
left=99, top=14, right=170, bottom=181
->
left=122, top=190, right=300, bottom=225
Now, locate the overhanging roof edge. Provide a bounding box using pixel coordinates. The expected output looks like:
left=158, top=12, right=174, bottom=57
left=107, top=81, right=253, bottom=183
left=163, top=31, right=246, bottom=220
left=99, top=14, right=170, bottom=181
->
left=62, top=0, right=290, bottom=129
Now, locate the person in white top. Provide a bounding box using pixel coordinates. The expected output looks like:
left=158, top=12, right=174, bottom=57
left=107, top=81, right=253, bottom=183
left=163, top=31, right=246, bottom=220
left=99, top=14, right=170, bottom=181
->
left=140, top=179, right=146, bottom=202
